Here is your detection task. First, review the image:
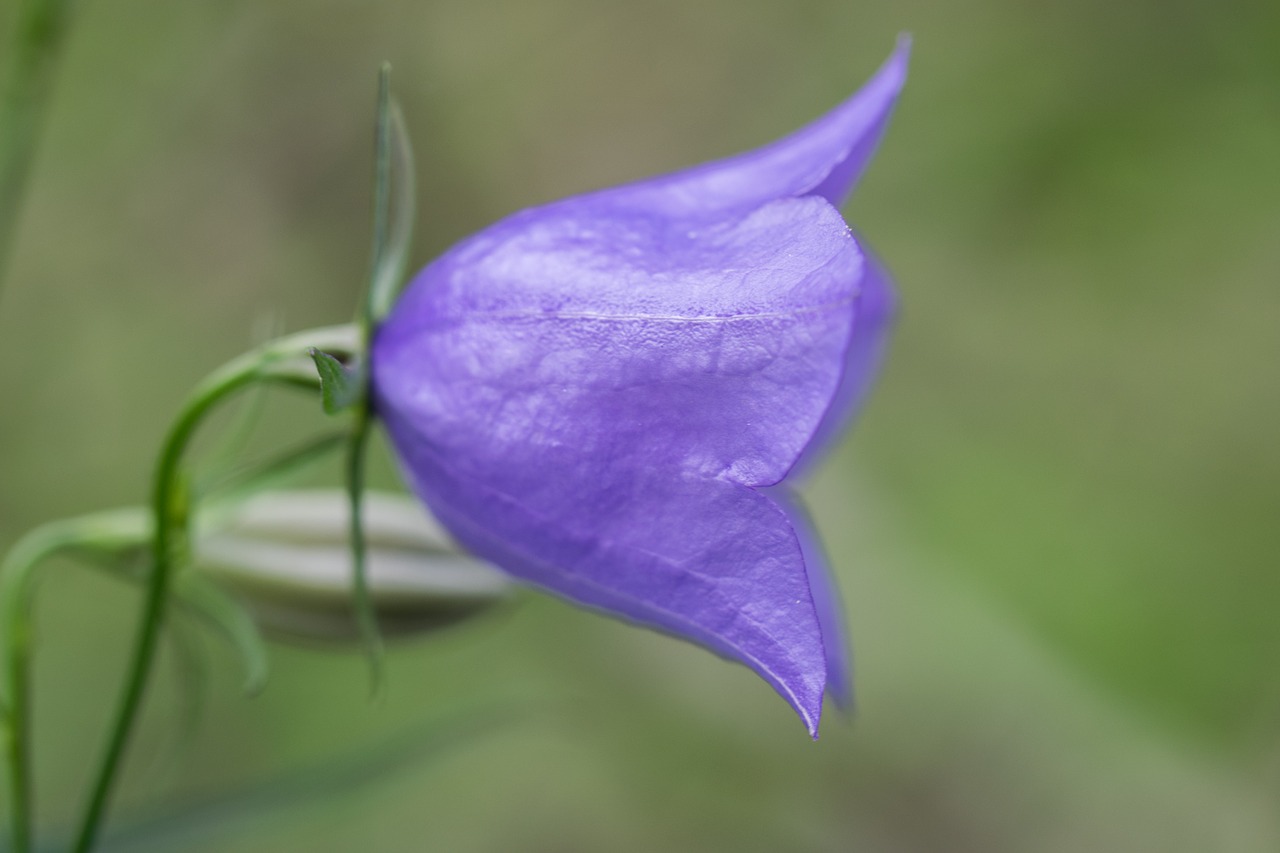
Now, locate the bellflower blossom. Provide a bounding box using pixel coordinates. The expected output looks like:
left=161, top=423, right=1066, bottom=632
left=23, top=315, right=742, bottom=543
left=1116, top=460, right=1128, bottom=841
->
left=372, top=41, right=909, bottom=736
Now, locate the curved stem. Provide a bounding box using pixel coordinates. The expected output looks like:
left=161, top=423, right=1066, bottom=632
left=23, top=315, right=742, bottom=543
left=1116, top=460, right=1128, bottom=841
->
left=2, top=524, right=82, bottom=853
left=0, top=0, right=78, bottom=292
left=69, top=325, right=356, bottom=853
left=1, top=510, right=149, bottom=853
left=68, top=373, right=255, bottom=853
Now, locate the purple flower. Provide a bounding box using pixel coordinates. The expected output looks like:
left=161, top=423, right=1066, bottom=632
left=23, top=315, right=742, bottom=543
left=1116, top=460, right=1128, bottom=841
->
left=372, top=40, right=908, bottom=736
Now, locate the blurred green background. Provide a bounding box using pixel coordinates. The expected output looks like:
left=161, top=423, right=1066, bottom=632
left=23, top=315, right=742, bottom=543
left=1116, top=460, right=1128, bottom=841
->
left=2, top=0, right=1278, bottom=850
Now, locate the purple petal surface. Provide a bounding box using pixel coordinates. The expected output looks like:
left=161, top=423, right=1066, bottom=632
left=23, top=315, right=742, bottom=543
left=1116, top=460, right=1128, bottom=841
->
left=591, top=35, right=909, bottom=217
left=764, top=487, right=853, bottom=710
left=790, top=247, right=897, bottom=481
left=372, top=43, right=908, bottom=735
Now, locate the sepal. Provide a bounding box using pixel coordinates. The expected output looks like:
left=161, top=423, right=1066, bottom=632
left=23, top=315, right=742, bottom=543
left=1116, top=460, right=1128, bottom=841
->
left=308, top=349, right=365, bottom=415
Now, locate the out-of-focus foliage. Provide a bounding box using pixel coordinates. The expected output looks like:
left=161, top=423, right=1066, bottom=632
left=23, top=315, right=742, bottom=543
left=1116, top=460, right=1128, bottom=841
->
left=0, top=0, right=1276, bottom=850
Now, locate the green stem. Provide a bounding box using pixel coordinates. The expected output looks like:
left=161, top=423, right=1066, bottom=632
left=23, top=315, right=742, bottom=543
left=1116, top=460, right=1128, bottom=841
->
left=345, top=399, right=383, bottom=690
left=2, top=524, right=81, bottom=853
left=68, top=325, right=356, bottom=853
left=1, top=510, right=149, bottom=853
left=0, top=0, right=78, bottom=292
left=69, top=371, right=255, bottom=853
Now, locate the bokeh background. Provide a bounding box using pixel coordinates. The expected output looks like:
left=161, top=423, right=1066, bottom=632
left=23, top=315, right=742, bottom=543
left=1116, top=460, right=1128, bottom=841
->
left=2, top=0, right=1278, bottom=850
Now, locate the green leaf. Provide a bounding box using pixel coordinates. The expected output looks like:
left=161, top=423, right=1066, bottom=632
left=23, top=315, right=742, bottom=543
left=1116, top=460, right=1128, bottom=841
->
left=368, top=99, right=417, bottom=323
left=307, top=348, right=364, bottom=415
left=362, top=64, right=417, bottom=328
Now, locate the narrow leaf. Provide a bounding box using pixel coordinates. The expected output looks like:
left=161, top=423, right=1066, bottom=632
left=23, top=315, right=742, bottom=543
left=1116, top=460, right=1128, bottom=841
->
left=363, top=63, right=392, bottom=329
left=369, top=100, right=416, bottom=322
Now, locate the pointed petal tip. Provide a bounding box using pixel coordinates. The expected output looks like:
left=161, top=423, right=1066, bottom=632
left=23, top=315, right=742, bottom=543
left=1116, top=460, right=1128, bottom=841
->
left=797, top=672, right=861, bottom=739
left=873, top=33, right=912, bottom=101
left=802, top=701, right=823, bottom=740
left=865, top=34, right=911, bottom=90
left=862, top=34, right=911, bottom=114
left=802, top=36, right=912, bottom=208
left=894, top=32, right=914, bottom=61
left=804, top=677, right=858, bottom=740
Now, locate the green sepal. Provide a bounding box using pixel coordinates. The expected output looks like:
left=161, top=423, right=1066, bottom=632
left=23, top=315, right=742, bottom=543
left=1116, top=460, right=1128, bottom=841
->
left=367, top=90, right=417, bottom=323
left=307, top=349, right=365, bottom=415
left=368, top=97, right=417, bottom=322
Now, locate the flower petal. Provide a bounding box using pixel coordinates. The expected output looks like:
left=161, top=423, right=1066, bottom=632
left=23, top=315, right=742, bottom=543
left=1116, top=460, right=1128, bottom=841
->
left=373, top=42, right=909, bottom=733
left=377, top=195, right=862, bottom=487
left=766, top=487, right=852, bottom=709
left=582, top=36, right=910, bottom=217
left=791, top=245, right=897, bottom=480
left=374, top=196, right=864, bottom=733
left=382, top=444, right=829, bottom=734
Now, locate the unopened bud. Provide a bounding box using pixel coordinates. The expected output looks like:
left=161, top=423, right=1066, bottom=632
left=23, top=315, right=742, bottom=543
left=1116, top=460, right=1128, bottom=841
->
left=194, top=489, right=511, bottom=642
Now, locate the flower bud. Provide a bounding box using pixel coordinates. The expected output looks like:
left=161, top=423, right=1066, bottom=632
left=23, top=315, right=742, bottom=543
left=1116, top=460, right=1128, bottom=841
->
left=194, top=489, right=512, bottom=643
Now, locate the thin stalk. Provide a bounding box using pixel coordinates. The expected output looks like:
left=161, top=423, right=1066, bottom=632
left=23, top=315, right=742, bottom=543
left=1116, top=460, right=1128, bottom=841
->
left=69, top=326, right=357, bottom=853
left=343, top=62, right=394, bottom=685
left=1, top=524, right=82, bottom=853
left=0, top=0, right=78, bottom=291
left=69, top=369, right=256, bottom=853
left=1, top=510, right=150, bottom=853
left=345, top=401, right=383, bottom=691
